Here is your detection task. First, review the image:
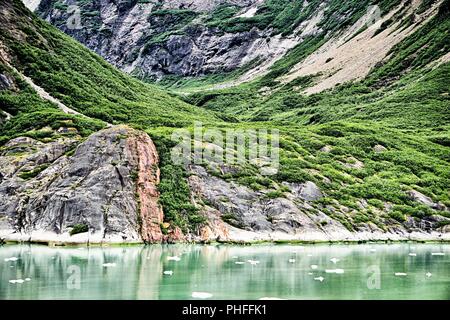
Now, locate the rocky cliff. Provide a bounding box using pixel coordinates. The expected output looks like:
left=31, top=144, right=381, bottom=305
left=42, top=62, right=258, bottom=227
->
left=27, top=0, right=448, bottom=91
left=1, top=0, right=449, bottom=244
left=0, top=125, right=181, bottom=244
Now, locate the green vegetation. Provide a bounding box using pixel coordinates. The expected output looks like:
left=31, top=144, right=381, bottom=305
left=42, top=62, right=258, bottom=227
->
left=69, top=223, right=89, bottom=236
left=18, top=164, right=50, bottom=179
left=1, top=0, right=449, bottom=234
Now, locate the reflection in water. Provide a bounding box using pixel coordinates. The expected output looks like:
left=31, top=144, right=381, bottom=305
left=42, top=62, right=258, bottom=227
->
left=0, top=243, right=449, bottom=300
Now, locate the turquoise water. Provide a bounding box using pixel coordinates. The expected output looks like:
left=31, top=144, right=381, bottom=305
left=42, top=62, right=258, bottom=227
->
left=0, top=243, right=449, bottom=300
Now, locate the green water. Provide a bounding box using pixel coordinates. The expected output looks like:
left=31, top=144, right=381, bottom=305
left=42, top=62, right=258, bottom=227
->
left=0, top=243, right=449, bottom=300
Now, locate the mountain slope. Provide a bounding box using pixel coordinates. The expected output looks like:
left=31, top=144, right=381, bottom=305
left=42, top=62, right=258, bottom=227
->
left=1, top=0, right=449, bottom=243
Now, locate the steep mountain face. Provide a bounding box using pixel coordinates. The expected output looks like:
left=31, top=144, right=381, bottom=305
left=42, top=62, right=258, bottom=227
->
left=1, top=0, right=449, bottom=244
left=29, top=0, right=448, bottom=91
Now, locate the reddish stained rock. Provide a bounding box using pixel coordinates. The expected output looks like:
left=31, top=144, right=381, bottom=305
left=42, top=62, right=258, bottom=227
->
left=126, top=130, right=165, bottom=243
left=126, top=129, right=185, bottom=243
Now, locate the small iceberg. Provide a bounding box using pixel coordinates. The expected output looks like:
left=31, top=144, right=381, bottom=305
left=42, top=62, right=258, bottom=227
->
left=247, top=260, right=260, bottom=265
left=394, top=272, right=407, bottom=276
left=4, top=257, right=18, bottom=262
left=25, top=278, right=31, bottom=281
left=330, top=258, right=340, bottom=264
left=314, top=277, right=324, bottom=282
left=426, top=272, right=432, bottom=278
left=102, top=263, right=116, bottom=267
left=308, top=272, right=313, bottom=275
left=235, top=261, right=245, bottom=265
left=288, top=259, right=296, bottom=263
left=9, top=279, right=25, bottom=284
left=310, top=265, right=318, bottom=269
left=408, top=253, right=417, bottom=257
left=163, top=270, right=173, bottom=276
left=325, top=269, right=344, bottom=274
left=431, top=252, right=445, bottom=256
left=192, top=292, right=213, bottom=299
left=167, top=256, right=181, bottom=261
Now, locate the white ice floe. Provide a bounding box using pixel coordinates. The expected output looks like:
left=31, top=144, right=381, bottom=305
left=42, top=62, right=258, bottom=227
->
left=102, top=263, right=116, bottom=267
left=314, top=277, right=324, bottom=282
left=235, top=261, right=245, bottom=265
left=408, top=253, right=417, bottom=257
left=308, top=272, right=313, bottom=275
left=4, top=257, right=18, bottom=262
left=394, top=272, right=407, bottom=276
left=232, top=256, right=239, bottom=259
left=330, top=258, right=340, bottom=264
left=310, top=265, right=318, bottom=269
left=288, top=259, right=296, bottom=263
left=426, top=272, right=432, bottom=278
left=163, top=270, right=173, bottom=276
left=369, top=249, right=376, bottom=252
left=431, top=252, right=445, bottom=256
left=9, top=279, right=25, bottom=284
left=192, top=292, right=213, bottom=299
left=167, top=256, right=181, bottom=261
left=25, top=278, right=31, bottom=281
left=247, top=260, right=260, bottom=265
left=259, top=297, right=286, bottom=300
left=325, top=269, right=344, bottom=274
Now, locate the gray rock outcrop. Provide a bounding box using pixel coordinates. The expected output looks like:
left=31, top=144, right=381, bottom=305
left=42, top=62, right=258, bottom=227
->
left=0, top=125, right=176, bottom=244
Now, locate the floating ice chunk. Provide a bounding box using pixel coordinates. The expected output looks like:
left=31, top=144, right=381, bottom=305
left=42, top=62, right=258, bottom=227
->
left=431, top=252, right=445, bottom=256
left=102, top=263, right=116, bottom=267
left=369, top=249, right=376, bottom=252
left=307, top=254, right=313, bottom=257
left=247, top=260, right=260, bottom=265
left=4, top=257, right=18, bottom=262
left=288, top=259, right=296, bottom=263
left=259, top=297, right=286, bottom=300
left=426, top=272, right=432, bottom=278
left=394, top=272, right=407, bottom=276
left=235, top=261, right=245, bottom=265
left=310, top=265, right=318, bottom=269
left=9, top=279, right=25, bottom=284
left=308, top=272, right=313, bottom=275
left=325, top=269, right=344, bottom=274
left=408, top=253, right=417, bottom=257
left=314, top=277, right=324, bottom=282
left=192, top=292, right=213, bottom=299
left=163, top=270, right=173, bottom=276
left=167, top=256, right=181, bottom=261
left=330, top=258, right=340, bottom=264
left=232, top=256, right=239, bottom=259
left=25, top=278, right=31, bottom=281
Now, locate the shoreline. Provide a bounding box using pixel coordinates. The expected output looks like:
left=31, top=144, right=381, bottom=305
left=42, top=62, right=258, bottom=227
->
left=1, top=238, right=450, bottom=248
left=1, top=227, right=449, bottom=247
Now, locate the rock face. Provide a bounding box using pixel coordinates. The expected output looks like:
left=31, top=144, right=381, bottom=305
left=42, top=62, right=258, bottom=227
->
left=0, top=125, right=173, bottom=244
left=187, top=165, right=450, bottom=242
left=31, top=0, right=323, bottom=82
